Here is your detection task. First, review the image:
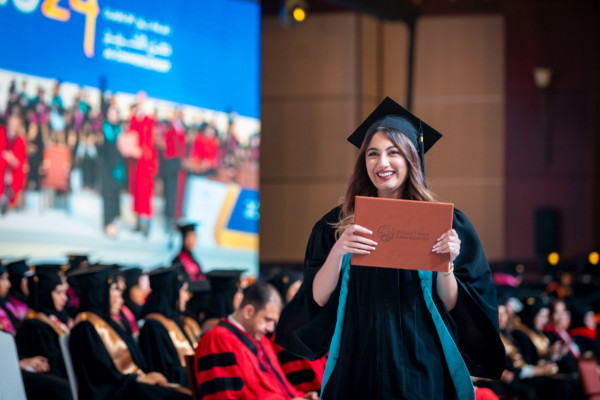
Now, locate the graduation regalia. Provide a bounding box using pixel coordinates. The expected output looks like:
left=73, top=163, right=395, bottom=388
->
left=195, top=318, right=305, bottom=399
left=172, top=224, right=205, bottom=281
left=162, top=118, right=187, bottom=221
left=275, top=97, right=505, bottom=400
left=139, top=265, right=195, bottom=387
left=68, top=265, right=189, bottom=400
left=16, top=265, right=71, bottom=379
left=6, top=259, right=30, bottom=321
left=130, top=114, right=157, bottom=218
left=0, top=263, right=20, bottom=334
left=7, top=134, right=28, bottom=207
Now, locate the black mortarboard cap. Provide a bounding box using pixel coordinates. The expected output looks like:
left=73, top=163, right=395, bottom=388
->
left=265, top=269, right=300, bottom=302
left=68, top=254, right=89, bottom=271
left=205, top=269, right=245, bottom=290
left=347, top=97, right=443, bottom=152
left=189, top=280, right=212, bottom=294
left=178, top=223, right=197, bottom=235
left=347, top=97, right=443, bottom=177
left=6, top=259, right=30, bottom=279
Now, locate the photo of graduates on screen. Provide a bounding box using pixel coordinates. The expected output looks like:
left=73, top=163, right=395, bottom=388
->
left=0, top=77, right=260, bottom=239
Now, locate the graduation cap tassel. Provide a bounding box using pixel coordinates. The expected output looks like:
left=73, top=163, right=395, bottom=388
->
left=418, top=120, right=427, bottom=187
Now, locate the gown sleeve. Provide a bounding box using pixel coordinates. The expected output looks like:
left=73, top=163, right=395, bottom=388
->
left=15, top=319, right=67, bottom=379
left=138, top=319, right=188, bottom=386
left=435, top=208, right=505, bottom=378
left=275, top=207, right=342, bottom=361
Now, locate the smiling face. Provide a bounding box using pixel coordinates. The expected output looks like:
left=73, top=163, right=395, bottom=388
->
left=365, top=131, right=409, bottom=199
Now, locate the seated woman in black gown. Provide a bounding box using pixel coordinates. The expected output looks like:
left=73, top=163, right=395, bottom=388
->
left=138, top=264, right=196, bottom=387
left=275, top=97, right=505, bottom=400
left=68, top=264, right=190, bottom=400
left=16, top=264, right=72, bottom=379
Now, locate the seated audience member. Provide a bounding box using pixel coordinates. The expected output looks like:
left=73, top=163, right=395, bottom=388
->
left=6, top=259, right=30, bottom=321
left=202, top=269, right=245, bottom=333
left=1, top=264, right=71, bottom=400
left=568, top=301, right=600, bottom=359
left=544, top=300, right=581, bottom=375
left=122, top=267, right=150, bottom=319
left=512, top=296, right=553, bottom=366
left=194, top=282, right=319, bottom=400
left=68, top=264, right=190, bottom=400
left=476, top=301, right=578, bottom=400
left=139, top=264, right=196, bottom=387
left=267, top=270, right=326, bottom=393
left=65, top=254, right=89, bottom=317
left=0, top=262, right=20, bottom=334
left=110, top=265, right=139, bottom=337
left=16, top=265, right=73, bottom=379
left=183, top=279, right=210, bottom=340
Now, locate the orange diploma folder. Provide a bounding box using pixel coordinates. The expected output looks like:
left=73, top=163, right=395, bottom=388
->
left=351, top=196, right=454, bottom=272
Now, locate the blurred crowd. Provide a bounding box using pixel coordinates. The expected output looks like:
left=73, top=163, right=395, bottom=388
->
left=0, top=79, right=260, bottom=237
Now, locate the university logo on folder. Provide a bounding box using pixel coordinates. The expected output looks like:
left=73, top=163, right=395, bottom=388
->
left=352, top=196, right=454, bottom=272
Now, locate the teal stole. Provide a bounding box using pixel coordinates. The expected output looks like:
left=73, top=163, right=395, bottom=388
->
left=320, top=254, right=475, bottom=399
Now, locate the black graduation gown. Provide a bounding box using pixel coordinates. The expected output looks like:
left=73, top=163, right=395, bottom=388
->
left=16, top=319, right=67, bottom=379
left=276, top=206, right=505, bottom=400
left=138, top=318, right=191, bottom=387
left=69, top=319, right=190, bottom=400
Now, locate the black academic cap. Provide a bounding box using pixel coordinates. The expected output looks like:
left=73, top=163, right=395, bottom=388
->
left=265, top=269, right=300, bottom=301
left=67, top=254, right=89, bottom=271
left=6, top=259, right=30, bottom=278
left=178, top=223, right=197, bottom=235
left=206, top=269, right=245, bottom=289
left=347, top=97, right=443, bottom=158
left=189, top=280, right=211, bottom=294
left=147, top=264, right=189, bottom=288
left=122, top=267, right=144, bottom=285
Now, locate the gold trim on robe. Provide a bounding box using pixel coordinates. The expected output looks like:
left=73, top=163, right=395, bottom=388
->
left=500, top=333, right=527, bottom=369
left=515, top=324, right=550, bottom=359
left=145, top=313, right=194, bottom=367
left=26, top=309, right=69, bottom=337
left=182, top=316, right=201, bottom=346
left=75, top=312, right=145, bottom=376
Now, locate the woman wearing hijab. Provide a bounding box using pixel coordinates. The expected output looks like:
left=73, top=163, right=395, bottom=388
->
left=5, top=259, right=30, bottom=321
left=275, top=97, right=505, bottom=400
left=68, top=264, right=190, bottom=400
left=138, top=264, right=195, bottom=387
left=0, top=262, right=20, bottom=334
left=16, top=264, right=72, bottom=379
left=568, top=301, right=600, bottom=359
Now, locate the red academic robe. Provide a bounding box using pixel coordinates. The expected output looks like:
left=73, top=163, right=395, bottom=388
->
left=0, top=125, right=7, bottom=200
left=164, top=121, right=187, bottom=219
left=195, top=319, right=305, bottom=400
left=272, top=339, right=326, bottom=393
left=8, top=135, right=28, bottom=207
left=190, top=134, right=218, bottom=170
left=130, top=115, right=157, bottom=217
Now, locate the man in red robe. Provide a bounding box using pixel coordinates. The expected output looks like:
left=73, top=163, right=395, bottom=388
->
left=2, top=113, right=28, bottom=209
left=128, top=93, right=157, bottom=235
left=194, top=282, right=319, bottom=400
left=162, top=110, right=187, bottom=223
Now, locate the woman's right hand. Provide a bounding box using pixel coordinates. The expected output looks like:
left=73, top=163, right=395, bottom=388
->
left=332, top=224, right=378, bottom=258
left=137, top=372, right=169, bottom=387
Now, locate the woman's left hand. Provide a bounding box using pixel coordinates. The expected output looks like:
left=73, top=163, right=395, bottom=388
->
left=432, top=229, right=461, bottom=262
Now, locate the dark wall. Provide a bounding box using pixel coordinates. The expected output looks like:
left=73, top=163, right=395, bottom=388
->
left=504, top=0, right=599, bottom=260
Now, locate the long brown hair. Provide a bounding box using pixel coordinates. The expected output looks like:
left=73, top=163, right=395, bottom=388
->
left=333, top=126, right=434, bottom=237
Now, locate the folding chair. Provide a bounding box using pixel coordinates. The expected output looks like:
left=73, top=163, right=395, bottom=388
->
left=185, top=353, right=200, bottom=400
left=0, top=331, right=27, bottom=400
left=577, top=356, right=600, bottom=400
left=59, top=333, right=79, bottom=400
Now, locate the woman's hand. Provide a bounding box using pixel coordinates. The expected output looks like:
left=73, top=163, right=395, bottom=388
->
left=19, top=356, right=50, bottom=373
left=333, top=225, right=377, bottom=258
left=137, top=372, right=169, bottom=387
left=432, top=229, right=461, bottom=262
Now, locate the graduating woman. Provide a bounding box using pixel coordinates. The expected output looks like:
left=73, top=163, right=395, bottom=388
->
left=16, top=265, right=72, bottom=379
left=138, top=265, right=196, bottom=387
left=68, top=264, right=190, bottom=400
left=276, top=97, right=505, bottom=400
